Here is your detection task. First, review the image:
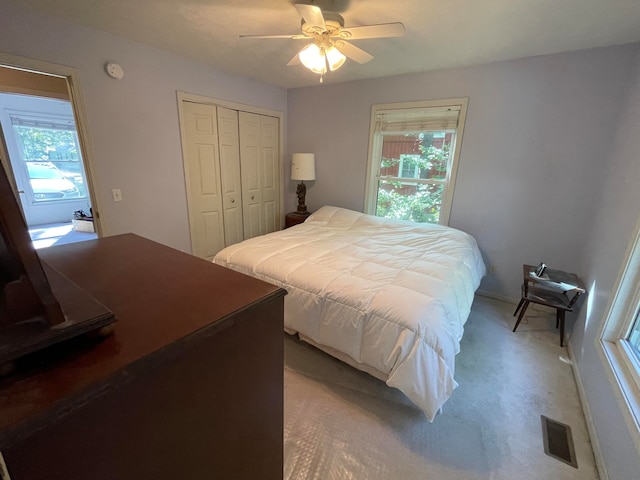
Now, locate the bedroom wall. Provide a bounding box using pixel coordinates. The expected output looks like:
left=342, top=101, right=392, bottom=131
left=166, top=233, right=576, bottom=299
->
left=287, top=43, right=640, bottom=480
left=569, top=51, right=640, bottom=480
left=0, top=2, right=287, bottom=252
left=286, top=43, right=639, bottom=303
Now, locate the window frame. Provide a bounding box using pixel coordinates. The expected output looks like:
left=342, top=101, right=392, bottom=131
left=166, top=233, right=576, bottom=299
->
left=364, top=98, right=468, bottom=226
left=599, top=218, right=640, bottom=450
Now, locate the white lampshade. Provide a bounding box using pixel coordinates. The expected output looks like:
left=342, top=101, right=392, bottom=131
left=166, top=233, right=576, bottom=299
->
left=299, top=43, right=346, bottom=76
left=299, top=44, right=326, bottom=75
left=325, top=46, right=346, bottom=71
left=291, top=153, right=316, bottom=181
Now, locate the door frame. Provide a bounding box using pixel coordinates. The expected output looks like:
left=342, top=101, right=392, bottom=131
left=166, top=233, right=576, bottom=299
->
left=0, top=52, right=104, bottom=237
left=176, top=91, right=284, bottom=254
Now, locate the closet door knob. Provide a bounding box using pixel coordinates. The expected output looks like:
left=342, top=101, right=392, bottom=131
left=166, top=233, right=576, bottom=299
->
left=231, top=199, right=235, bottom=203
left=251, top=196, right=255, bottom=200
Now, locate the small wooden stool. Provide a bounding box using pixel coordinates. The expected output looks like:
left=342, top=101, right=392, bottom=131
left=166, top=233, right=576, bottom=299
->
left=512, top=264, right=586, bottom=347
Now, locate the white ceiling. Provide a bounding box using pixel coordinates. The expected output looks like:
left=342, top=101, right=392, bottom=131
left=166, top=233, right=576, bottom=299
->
left=15, top=0, right=640, bottom=88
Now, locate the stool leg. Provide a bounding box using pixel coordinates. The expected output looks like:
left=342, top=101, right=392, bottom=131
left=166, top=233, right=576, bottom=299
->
left=559, top=310, right=565, bottom=347
left=556, top=309, right=560, bottom=328
left=512, top=301, right=530, bottom=332
left=513, top=298, right=526, bottom=316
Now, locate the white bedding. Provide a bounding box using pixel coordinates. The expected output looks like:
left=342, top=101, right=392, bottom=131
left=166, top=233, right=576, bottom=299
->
left=213, top=206, right=485, bottom=420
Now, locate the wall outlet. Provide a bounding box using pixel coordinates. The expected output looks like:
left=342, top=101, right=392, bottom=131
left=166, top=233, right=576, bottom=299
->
left=489, top=263, right=497, bottom=274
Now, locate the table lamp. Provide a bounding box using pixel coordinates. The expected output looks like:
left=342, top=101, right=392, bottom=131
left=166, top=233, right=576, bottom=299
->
left=291, top=153, right=315, bottom=213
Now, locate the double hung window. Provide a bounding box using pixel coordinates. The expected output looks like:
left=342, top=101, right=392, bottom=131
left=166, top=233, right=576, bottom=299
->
left=364, top=98, right=467, bottom=225
left=601, top=229, right=640, bottom=439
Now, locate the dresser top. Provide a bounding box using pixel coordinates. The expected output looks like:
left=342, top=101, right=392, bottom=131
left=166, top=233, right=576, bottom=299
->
left=0, top=234, right=285, bottom=446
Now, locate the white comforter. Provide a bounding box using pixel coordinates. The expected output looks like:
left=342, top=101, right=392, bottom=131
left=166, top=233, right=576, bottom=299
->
left=213, top=206, right=485, bottom=420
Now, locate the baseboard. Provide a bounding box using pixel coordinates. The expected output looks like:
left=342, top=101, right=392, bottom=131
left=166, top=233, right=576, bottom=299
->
left=567, top=341, right=609, bottom=480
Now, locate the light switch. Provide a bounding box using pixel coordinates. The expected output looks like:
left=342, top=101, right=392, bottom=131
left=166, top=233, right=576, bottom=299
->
left=112, top=188, right=123, bottom=202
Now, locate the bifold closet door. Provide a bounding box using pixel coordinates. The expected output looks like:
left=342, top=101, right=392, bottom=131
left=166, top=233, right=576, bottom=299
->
left=238, top=112, right=280, bottom=239
left=216, top=107, right=243, bottom=247
left=182, top=101, right=225, bottom=261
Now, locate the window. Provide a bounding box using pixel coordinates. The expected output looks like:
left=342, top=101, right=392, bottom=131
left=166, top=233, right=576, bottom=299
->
left=629, top=312, right=640, bottom=364
left=600, top=225, right=640, bottom=439
left=364, top=98, right=468, bottom=225
left=11, top=113, right=88, bottom=203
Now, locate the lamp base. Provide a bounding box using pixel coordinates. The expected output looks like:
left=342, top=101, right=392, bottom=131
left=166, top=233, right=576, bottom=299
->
left=295, top=181, right=308, bottom=214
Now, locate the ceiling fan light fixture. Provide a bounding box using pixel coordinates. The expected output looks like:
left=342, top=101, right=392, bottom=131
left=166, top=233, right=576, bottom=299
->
left=325, top=46, right=346, bottom=71
left=299, top=43, right=327, bottom=74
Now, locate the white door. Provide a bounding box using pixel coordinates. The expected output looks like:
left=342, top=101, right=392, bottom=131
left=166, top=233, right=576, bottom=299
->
left=259, top=114, right=280, bottom=234
left=0, top=93, right=92, bottom=226
left=239, top=112, right=280, bottom=239
left=182, top=101, right=225, bottom=260
left=216, top=107, right=243, bottom=247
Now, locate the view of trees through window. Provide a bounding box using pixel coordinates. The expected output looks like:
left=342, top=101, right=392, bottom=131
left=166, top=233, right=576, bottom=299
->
left=375, top=132, right=452, bottom=223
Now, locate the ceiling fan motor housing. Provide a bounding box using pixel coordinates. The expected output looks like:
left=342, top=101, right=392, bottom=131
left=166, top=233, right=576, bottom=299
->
left=301, top=12, right=345, bottom=36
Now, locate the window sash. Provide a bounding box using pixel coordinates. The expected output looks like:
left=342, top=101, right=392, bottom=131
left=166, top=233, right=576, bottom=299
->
left=615, top=299, right=640, bottom=394
left=377, top=176, right=448, bottom=186
left=599, top=220, right=640, bottom=440
left=374, top=106, right=461, bottom=132
left=627, top=309, right=640, bottom=353
left=364, top=98, right=468, bottom=226
left=10, top=113, right=76, bottom=131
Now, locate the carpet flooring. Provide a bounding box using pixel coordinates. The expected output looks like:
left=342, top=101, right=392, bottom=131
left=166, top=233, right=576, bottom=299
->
left=283, top=295, right=599, bottom=480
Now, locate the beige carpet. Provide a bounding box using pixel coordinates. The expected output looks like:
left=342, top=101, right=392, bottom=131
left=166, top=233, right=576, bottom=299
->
left=283, top=295, right=599, bottom=480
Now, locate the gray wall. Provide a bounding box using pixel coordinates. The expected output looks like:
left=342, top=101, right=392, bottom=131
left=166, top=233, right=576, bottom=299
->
left=0, top=2, right=287, bottom=252
left=287, top=44, right=640, bottom=479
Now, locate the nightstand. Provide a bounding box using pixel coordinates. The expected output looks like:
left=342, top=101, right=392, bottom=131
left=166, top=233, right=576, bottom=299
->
left=512, top=264, right=586, bottom=347
left=285, top=211, right=311, bottom=228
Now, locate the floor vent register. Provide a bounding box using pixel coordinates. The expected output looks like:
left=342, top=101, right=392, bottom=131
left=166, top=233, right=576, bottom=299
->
left=541, top=415, right=578, bottom=468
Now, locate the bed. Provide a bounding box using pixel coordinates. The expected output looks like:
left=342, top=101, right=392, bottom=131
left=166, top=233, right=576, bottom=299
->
left=213, top=206, right=485, bottom=420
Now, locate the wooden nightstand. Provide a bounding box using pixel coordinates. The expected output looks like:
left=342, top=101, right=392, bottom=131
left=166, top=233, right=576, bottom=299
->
left=285, top=211, right=311, bottom=228
left=512, top=264, right=586, bottom=347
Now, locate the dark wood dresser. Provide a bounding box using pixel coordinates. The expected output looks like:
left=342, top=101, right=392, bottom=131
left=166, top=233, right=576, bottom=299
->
left=0, top=234, right=286, bottom=480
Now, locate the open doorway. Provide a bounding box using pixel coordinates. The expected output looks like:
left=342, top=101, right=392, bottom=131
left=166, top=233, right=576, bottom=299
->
left=0, top=61, right=100, bottom=249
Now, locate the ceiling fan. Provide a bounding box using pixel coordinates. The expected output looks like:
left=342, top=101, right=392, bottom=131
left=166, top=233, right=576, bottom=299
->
left=240, top=3, right=405, bottom=82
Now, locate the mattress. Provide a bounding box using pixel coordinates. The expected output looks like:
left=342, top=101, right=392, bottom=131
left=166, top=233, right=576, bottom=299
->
left=213, top=206, right=485, bottom=420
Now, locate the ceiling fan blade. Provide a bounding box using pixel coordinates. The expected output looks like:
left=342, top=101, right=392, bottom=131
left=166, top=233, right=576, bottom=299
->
left=287, top=52, right=301, bottom=67
left=335, top=41, right=373, bottom=64
left=240, top=34, right=308, bottom=39
left=339, top=22, right=405, bottom=40
left=295, top=4, right=326, bottom=30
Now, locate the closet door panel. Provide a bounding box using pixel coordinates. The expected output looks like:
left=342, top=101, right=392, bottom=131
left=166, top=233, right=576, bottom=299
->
left=260, top=115, right=279, bottom=234
left=239, top=112, right=263, bottom=239
left=217, top=107, right=243, bottom=247
left=244, top=204, right=262, bottom=240
left=182, top=102, right=225, bottom=260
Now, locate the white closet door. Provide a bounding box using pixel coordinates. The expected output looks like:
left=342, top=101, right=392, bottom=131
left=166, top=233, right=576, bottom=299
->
left=182, top=101, right=225, bottom=260
left=259, top=114, right=280, bottom=234
left=239, top=111, right=280, bottom=239
left=216, top=107, right=243, bottom=247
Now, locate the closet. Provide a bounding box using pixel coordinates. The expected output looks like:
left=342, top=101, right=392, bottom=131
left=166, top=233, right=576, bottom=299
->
left=181, top=100, right=280, bottom=260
